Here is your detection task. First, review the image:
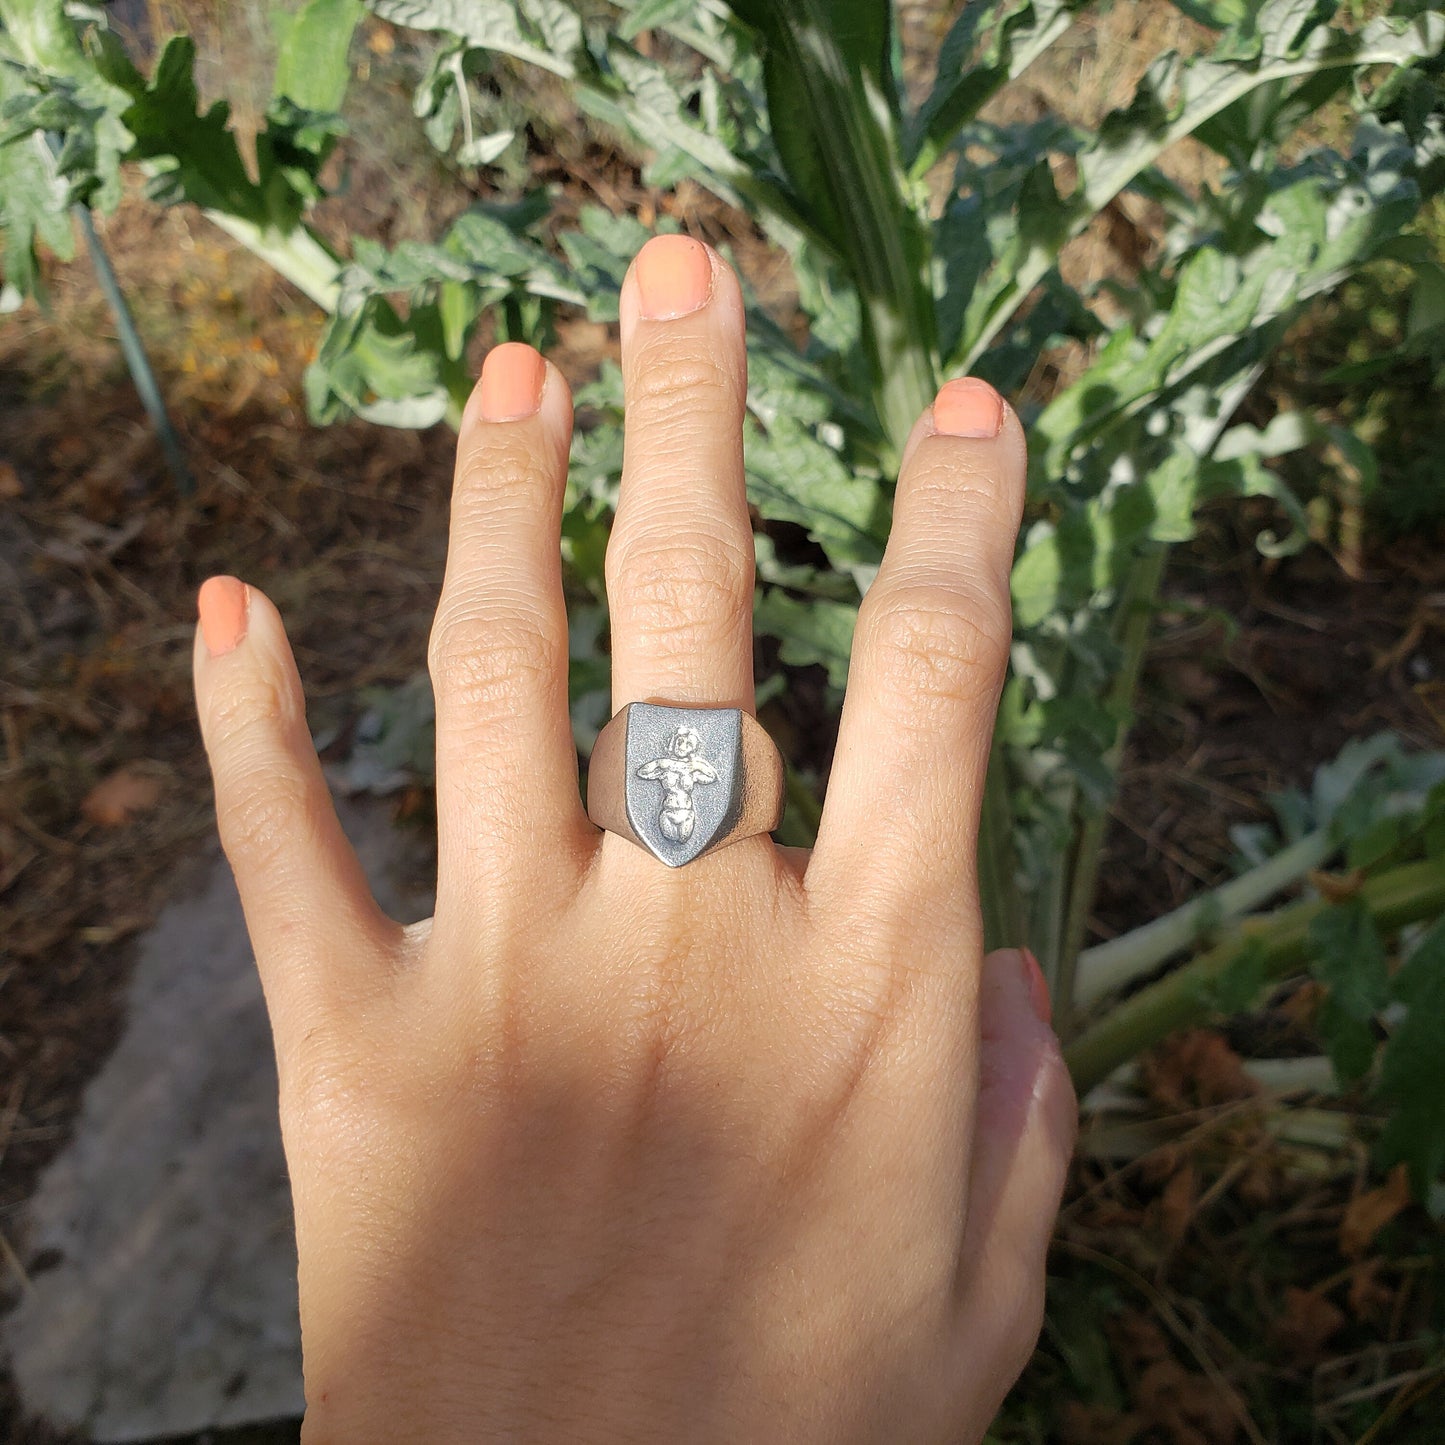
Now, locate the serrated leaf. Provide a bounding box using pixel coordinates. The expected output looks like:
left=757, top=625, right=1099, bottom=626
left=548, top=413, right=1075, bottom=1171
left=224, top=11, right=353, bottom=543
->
left=305, top=293, right=446, bottom=424
left=1377, top=912, right=1445, bottom=1202
left=122, top=36, right=266, bottom=223
left=1309, top=898, right=1389, bottom=1084
left=908, top=0, right=1084, bottom=174
left=745, top=416, right=886, bottom=568
left=956, top=6, right=1445, bottom=369
left=0, top=56, right=75, bottom=295
left=366, top=0, right=577, bottom=76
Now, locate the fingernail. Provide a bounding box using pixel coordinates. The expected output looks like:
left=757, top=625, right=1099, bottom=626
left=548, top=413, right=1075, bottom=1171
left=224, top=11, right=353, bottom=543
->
left=1020, top=948, right=1052, bottom=1025
left=198, top=575, right=249, bottom=658
left=635, top=235, right=713, bottom=320
left=479, top=342, right=545, bottom=422
left=933, top=377, right=1004, bottom=439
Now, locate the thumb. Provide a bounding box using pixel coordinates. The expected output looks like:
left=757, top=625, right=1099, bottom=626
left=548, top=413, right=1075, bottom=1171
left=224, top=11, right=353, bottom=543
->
left=954, top=949, right=1076, bottom=1395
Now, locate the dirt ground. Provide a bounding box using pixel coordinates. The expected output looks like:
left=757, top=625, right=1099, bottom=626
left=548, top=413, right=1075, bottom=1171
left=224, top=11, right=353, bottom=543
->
left=3, top=5, right=1444, bottom=1442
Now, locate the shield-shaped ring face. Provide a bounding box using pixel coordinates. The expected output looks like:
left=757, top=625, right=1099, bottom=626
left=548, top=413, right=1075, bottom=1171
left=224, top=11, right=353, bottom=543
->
left=623, top=704, right=744, bottom=867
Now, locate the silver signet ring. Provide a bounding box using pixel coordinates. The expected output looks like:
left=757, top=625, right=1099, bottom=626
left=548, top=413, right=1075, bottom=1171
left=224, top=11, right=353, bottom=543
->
left=586, top=703, right=785, bottom=866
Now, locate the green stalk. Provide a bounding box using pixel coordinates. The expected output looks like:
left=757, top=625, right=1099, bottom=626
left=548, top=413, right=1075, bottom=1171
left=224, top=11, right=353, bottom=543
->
left=1048, top=544, right=1168, bottom=1036
left=202, top=210, right=342, bottom=313
left=1064, top=856, right=1445, bottom=1097
left=34, top=135, right=194, bottom=493
left=74, top=201, right=194, bottom=495
left=1075, top=824, right=1335, bottom=1010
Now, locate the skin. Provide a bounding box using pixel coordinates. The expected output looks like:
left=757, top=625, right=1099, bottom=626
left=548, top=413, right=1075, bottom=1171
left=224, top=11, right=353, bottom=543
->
left=191, top=238, right=1077, bottom=1444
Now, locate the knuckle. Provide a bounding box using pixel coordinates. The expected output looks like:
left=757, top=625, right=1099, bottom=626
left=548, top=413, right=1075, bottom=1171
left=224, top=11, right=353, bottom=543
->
left=206, top=670, right=300, bottom=752
left=607, top=532, right=754, bottom=652
left=627, top=345, right=739, bottom=422
left=453, top=434, right=548, bottom=507
left=859, top=581, right=1011, bottom=718
left=219, top=764, right=315, bottom=876
left=908, top=471, right=1019, bottom=550
left=428, top=606, right=562, bottom=718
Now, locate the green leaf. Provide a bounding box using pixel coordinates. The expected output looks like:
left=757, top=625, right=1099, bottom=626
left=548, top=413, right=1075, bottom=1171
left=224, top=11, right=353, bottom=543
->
left=745, top=416, right=886, bottom=569
left=0, top=0, right=88, bottom=76
left=617, top=0, right=696, bottom=41
left=1206, top=936, right=1270, bottom=1016
left=122, top=36, right=266, bottom=224
left=273, top=0, right=363, bottom=113
left=1026, top=126, right=1427, bottom=515
left=718, top=0, right=937, bottom=450
left=907, top=0, right=1085, bottom=174
left=456, top=127, right=514, bottom=166
left=956, top=4, right=1445, bottom=368
left=1378, top=912, right=1445, bottom=1204
left=366, top=0, right=579, bottom=76
left=752, top=591, right=856, bottom=689
left=1309, top=897, right=1390, bottom=1084
left=305, top=293, right=447, bottom=425
left=0, top=56, right=74, bottom=294
left=0, top=3, right=136, bottom=235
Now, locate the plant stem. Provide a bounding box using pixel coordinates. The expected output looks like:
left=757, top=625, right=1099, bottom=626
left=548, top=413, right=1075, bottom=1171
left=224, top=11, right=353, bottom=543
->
left=202, top=211, right=342, bottom=313
left=1051, top=544, right=1168, bottom=1035
left=74, top=203, right=195, bottom=495
left=978, top=744, right=1022, bottom=951
left=1064, top=856, right=1445, bottom=1096
left=1074, top=825, right=1335, bottom=1010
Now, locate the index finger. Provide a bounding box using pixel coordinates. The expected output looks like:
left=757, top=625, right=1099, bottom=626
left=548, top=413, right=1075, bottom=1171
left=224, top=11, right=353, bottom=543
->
left=806, top=379, right=1026, bottom=922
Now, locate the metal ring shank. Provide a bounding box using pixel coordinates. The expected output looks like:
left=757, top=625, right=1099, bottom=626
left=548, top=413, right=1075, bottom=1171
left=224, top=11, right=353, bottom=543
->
left=587, top=703, right=784, bottom=866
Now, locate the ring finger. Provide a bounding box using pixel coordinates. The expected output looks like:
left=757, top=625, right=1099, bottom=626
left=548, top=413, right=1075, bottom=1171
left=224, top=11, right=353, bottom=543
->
left=605, top=235, right=755, bottom=713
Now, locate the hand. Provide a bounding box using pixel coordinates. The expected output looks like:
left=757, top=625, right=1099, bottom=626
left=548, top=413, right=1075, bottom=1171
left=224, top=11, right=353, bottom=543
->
left=191, top=234, right=1076, bottom=1444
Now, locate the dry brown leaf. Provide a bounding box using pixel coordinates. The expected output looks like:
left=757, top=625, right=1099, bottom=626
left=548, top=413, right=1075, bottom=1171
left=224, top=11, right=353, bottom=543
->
left=1134, top=1358, right=1240, bottom=1445
left=1059, top=1400, right=1143, bottom=1445
left=1109, top=1309, right=1171, bottom=1366
left=1278, top=979, right=1325, bottom=1028
left=1237, top=1153, right=1282, bottom=1208
left=1346, top=1257, right=1395, bottom=1324
left=1307, top=867, right=1365, bottom=903
left=1272, top=1285, right=1345, bottom=1365
left=1339, top=1163, right=1412, bottom=1259
left=1142, top=1029, right=1258, bottom=1111
left=1159, top=1160, right=1200, bottom=1245
left=80, top=764, right=164, bottom=827
left=77, top=916, right=151, bottom=946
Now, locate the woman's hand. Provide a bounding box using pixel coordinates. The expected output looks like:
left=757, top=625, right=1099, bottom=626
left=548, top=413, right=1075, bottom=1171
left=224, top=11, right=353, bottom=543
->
left=192, top=235, right=1076, bottom=1444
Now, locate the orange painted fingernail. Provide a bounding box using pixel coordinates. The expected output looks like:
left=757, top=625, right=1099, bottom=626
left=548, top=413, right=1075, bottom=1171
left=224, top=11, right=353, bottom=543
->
left=635, top=235, right=713, bottom=320
left=198, top=576, right=249, bottom=658
left=479, top=342, right=545, bottom=422
left=933, top=377, right=1004, bottom=438
left=1020, top=948, right=1052, bottom=1025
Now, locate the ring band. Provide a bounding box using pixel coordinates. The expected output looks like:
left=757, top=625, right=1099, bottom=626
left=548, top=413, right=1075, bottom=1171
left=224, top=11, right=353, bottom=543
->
left=587, top=703, right=785, bottom=866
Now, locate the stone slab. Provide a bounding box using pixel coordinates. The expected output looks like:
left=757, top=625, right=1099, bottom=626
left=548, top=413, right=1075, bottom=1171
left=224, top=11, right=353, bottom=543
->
left=3, top=793, right=432, bottom=1442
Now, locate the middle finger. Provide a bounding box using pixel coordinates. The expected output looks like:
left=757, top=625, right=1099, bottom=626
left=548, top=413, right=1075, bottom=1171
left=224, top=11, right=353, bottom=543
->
left=606, top=235, right=755, bottom=713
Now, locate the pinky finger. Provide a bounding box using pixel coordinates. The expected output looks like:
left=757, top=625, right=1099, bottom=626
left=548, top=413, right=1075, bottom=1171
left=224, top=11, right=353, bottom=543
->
left=193, top=577, right=400, bottom=1018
